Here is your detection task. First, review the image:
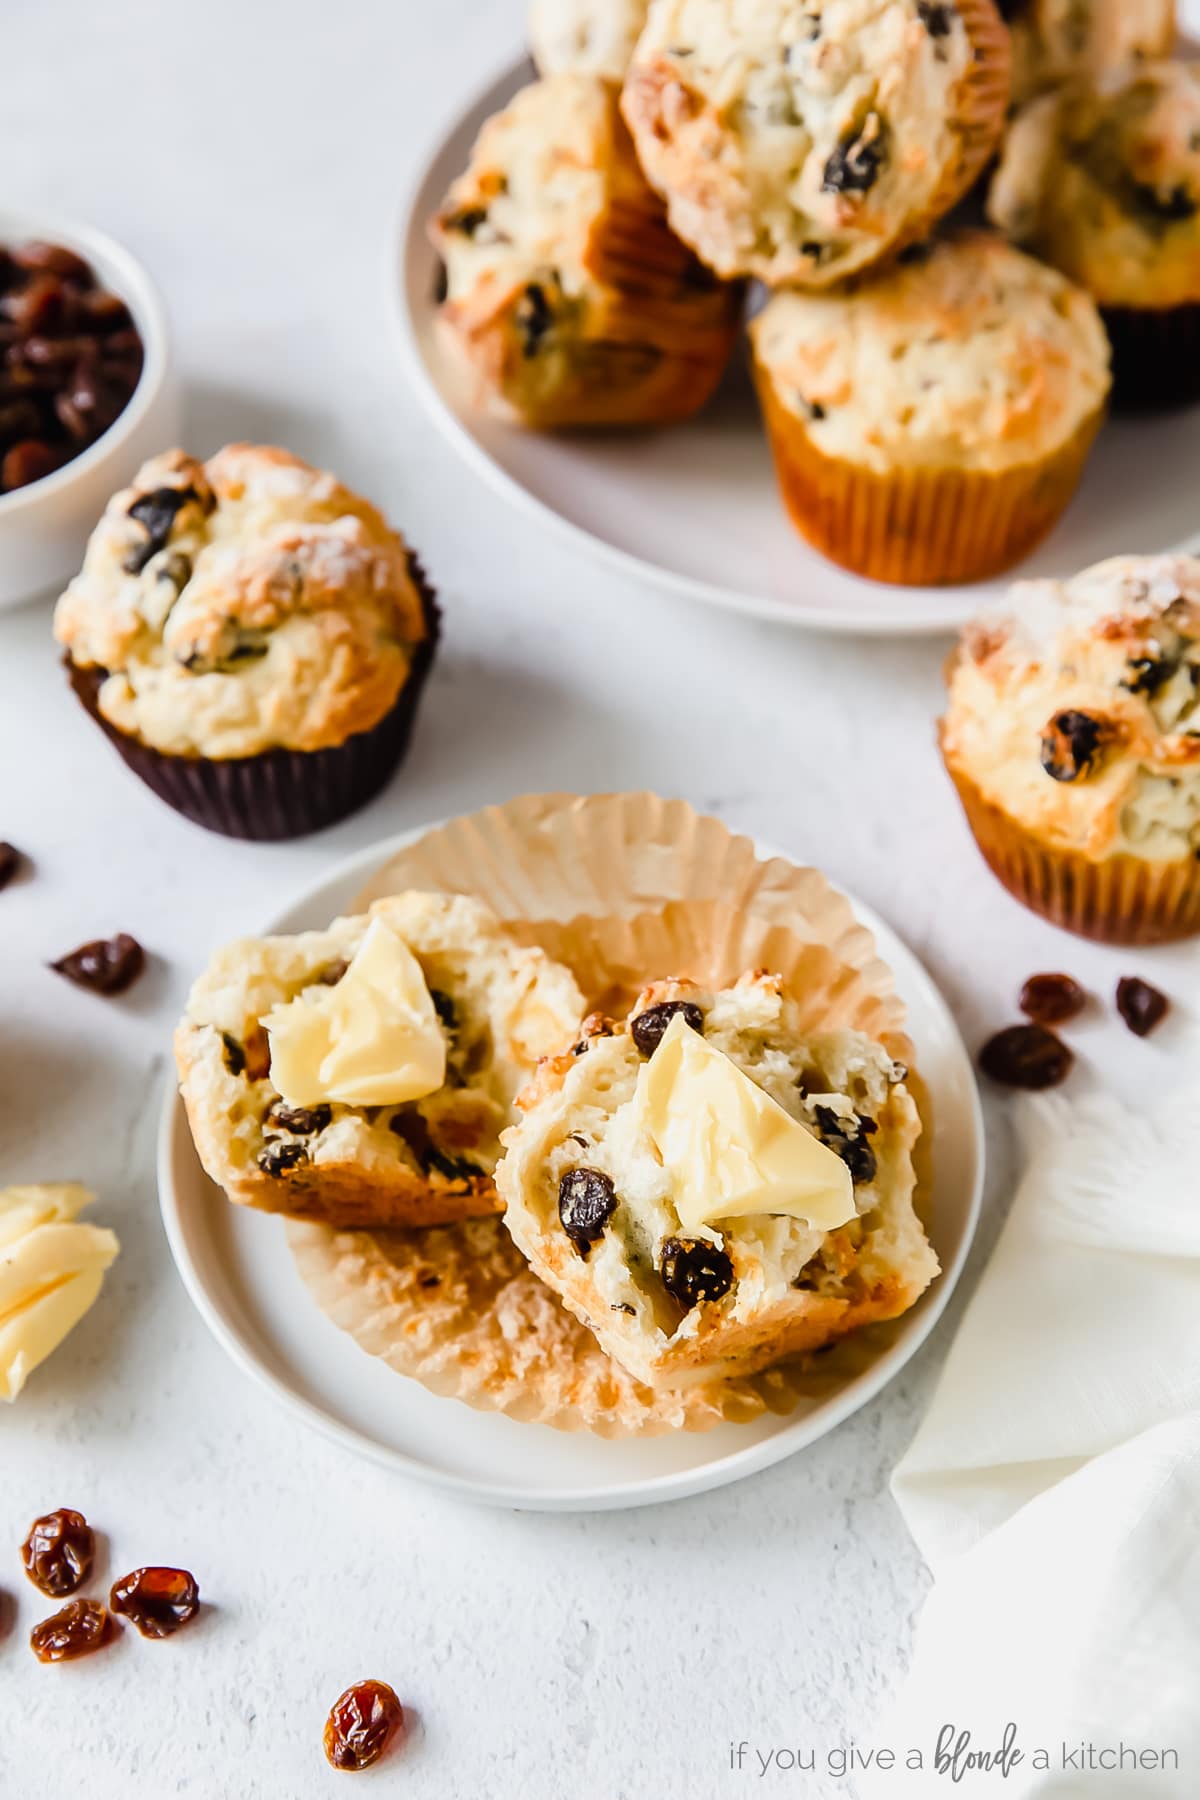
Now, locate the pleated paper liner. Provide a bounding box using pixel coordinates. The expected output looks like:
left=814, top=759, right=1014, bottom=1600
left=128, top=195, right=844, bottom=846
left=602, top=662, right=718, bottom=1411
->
left=1103, top=301, right=1200, bottom=412
left=943, top=754, right=1200, bottom=945
left=753, top=373, right=1104, bottom=586
left=64, top=555, right=440, bottom=841
left=288, top=792, right=930, bottom=1437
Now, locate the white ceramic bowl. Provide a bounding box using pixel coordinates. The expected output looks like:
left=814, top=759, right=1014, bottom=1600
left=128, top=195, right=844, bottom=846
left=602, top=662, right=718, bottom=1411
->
left=0, top=207, right=180, bottom=611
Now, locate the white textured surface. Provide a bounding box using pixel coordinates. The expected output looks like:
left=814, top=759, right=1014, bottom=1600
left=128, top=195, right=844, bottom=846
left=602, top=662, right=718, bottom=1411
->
left=1, top=3, right=1196, bottom=1795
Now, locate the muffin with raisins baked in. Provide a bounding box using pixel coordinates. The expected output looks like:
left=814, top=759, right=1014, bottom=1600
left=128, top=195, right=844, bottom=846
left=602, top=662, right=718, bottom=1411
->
left=497, top=973, right=936, bottom=1388
left=941, top=554, right=1200, bottom=942
left=989, top=62, right=1200, bottom=407
left=175, top=892, right=585, bottom=1230
left=1003, top=0, right=1176, bottom=106
left=748, top=232, right=1110, bottom=585
left=53, top=445, right=437, bottom=839
left=429, top=73, right=744, bottom=427
left=620, top=0, right=1011, bottom=289
left=530, top=0, right=649, bottom=80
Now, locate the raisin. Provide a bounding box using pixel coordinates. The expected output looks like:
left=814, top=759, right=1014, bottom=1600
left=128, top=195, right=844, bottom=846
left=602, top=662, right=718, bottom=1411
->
left=50, top=931, right=145, bottom=994
left=1019, top=973, right=1087, bottom=1026
left=812, top=1106, right=878, bottom=1185
left=220, top=1031, right=246, bottom=1076
left=123, top=485, right=198, bottom=575
left=979, top=1025, right=1073, bottom=1090
left=659, top=1237, right=734, bottom=1309
left=388, top=1113, right=478, bottom=1185
left=257, top=1139, right=309, bottom=1176
left=30, top=1598, right=115, bottom=1663
left=0, top=841, right=22, bottom=891
left=1115, top=977, right=1169, bottom=1038
left=515, top=283, right=554, bottom=357
left=13, top=241, right=92, bottom=281
left=445, top=206, right=489, bottom=237
left=558, top=1167, right=618, bottom=1254
left=571, top=1014, right=615, bottom=1057
left=2, top=437, right=57, bottom=490
left=917, top=1, right=955, bottom=34
left=110, top=1567, right=199, bottom=1639
left=21, top=1509, right=95, bottom=1598
left=798, top=396, right=826, bottom=422
left=265, top=1100, right=333, bottom=1135
left=823, top=115, right=887, bottom=195
left=1132, top=181, right=1197, bottom=224
left=1040, top=711, right=1104, bottom=782
left=1122, top=655, right=1177, bottom=696
left=630, top=1001, right=704, bottom=1059
left=425, top=1145, right=480, bottom=1186
left=430, top=988, right=457, bottom=1031
left=324, top=1680, right=406, bottom=1772
left=316, top=959, right=349, bottom=987
left=158, top=551, right=192, bottom=594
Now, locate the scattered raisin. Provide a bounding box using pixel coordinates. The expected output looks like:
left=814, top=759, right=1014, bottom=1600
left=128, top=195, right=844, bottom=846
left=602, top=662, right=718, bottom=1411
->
left=823, top=114, right=888, bottom=195
left=812, top=1106, right=878, bottom=1185
left=50, top=931, right=145, bottom=995
left=257, top=1139, right=309, bottom=1176
left=558, top=1167, right=618, bottom=1254
left=1116, top=977, right=1169, bottom=1038
left=21, top=1509, right=95, bottom=1598
left=220, top=1032, right=247, bottom=1076
left=110, top=1567, right=199, bottom=1639
left=659, top=1237, right=734, bottom=1309
left=2, top=439, right=58, bottom=489
left=445, top=206, right=489, bottom=237
left=1040, top=711, right=1104, bottom=782
left=30, top=1598, right=115, bottom=1663
left=1019, top=973, right=1087, bottom=1026
left=123, top=485, right=198, bottom=575
left=324, top=1680, right=406, bottom=1772
left=430, top=989, right=457, bottom=1031
left=265, top=1100, right=333, bottom=1135
left=1122, top=654, right=1177, bottom=696
left=0, top=841, right=22, bottom=891
left=917, top=1, right=955, bottom=34
left=515, top=283, right=554, bottom=357
left=425, top=1145, right=480, bottom=1186
left=1132, top=181, right=1197, bottom=224
left=979, top=1024, right=1073, bottom=1090
left=630, top=1001, right=704, bottom=1059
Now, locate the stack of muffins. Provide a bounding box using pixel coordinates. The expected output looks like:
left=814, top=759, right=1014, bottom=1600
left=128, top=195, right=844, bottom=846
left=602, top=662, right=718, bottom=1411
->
left=430, top=0, right=1197, bottom=589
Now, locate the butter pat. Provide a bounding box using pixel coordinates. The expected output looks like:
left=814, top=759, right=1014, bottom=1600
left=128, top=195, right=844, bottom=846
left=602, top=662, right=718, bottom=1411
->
left=263, top=917, right=446, bottom=1108
left=0, top=1184, right=120, bottom=1403
left=633, top=1015, right=855, bottom=1233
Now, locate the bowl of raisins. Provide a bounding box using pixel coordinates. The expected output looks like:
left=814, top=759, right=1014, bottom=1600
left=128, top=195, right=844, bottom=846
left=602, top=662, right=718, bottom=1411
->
left=0, top=207, right=179, bottom=609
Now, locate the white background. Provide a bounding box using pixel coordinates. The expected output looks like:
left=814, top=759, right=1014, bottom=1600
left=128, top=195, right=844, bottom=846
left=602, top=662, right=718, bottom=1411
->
left=2, top=3, right=1197, bottom=1796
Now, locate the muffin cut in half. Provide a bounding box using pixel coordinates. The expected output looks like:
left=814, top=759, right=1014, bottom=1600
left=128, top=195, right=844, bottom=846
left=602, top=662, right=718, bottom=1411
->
left=941, top=553, right=1200, bottom=943
left=621, top=0, right=1011, bottom=288
left=429, top=73, right=745, bottom=428
left=749, top=231, right=1111, bottom=585
left=53, top=446, right=438, bottom=839
left=175, top=892, right=585, bottom=1230
left=498, top=973, right=937, bottom=1388
left=989, top=63, right=1200, bottom=409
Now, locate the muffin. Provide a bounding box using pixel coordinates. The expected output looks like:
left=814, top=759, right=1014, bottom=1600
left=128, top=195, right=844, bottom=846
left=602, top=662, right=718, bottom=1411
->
left=530, top=0, right=649, bottom=79
left=1004, top=0, right=1176, bottom=107
left=748, top=231, right=1111, bottom=585
left=941, top=554, right=1200, bottom=943
left=175, top=891, right=586, bottom=1230
left=620, top=0, right=1011, bottom=289
left=988, top=63, right=1200, bottom=407
left=429, top=73, right=745, bottom=427
left=498, top=974, right=937, bottom=1388
left=53, top=446, right=438, bottom=840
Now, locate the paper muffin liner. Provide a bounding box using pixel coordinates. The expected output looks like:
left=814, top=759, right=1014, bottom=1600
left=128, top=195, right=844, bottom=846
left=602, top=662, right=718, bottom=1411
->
left=65, top=556, right=440, bottom=842
left=754, top=372, right=1104, bottom=587
left=942, top=750, right=1200, bottom=944
left=1102, top=302, right=1200, bottom=412
left=289, top=792, right=925, bottom=1437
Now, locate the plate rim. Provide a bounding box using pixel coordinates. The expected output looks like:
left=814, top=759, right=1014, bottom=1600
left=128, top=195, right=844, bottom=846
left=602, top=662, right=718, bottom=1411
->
left=158, top=816, right=985, bottom=1512
left=387, top=52, right=999, bottom=640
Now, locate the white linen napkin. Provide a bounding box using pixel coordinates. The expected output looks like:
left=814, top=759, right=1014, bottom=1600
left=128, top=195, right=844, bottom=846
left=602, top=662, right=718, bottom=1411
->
left=860, top=1051, right=1200, bottom=1797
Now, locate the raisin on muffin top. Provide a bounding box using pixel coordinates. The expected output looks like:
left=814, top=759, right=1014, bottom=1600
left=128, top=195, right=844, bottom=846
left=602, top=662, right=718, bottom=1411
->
left=621, top=0, right=1004, bottom=287
left=53, top=445, right=430, bottom=761
left=749, top=232, right=1110, bottom=474
left=943, top=555, right=1200, bottom=862
left=989, top=63, right=1200, bottom=310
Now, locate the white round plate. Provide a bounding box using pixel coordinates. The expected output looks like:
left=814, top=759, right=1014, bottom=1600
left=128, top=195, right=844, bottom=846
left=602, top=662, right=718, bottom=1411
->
left=393, top=54, right=1200, bottom=637
left=159, top=824, right=984, bottom=1512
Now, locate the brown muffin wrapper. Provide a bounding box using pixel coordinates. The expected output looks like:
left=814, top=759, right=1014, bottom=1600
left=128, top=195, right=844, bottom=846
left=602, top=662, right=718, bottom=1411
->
left=66, top=556, right=440, bottom=842
left=1102, top=301, right=1200, bottom=412
left=942, top=751, right=1200, bottom=944
left=754, top=374, right=1104, bottom=587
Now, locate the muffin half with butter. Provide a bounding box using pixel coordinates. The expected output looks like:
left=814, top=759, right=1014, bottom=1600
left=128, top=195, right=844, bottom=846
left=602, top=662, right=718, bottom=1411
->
left=497, top=973, right=937, bottom=1388
left=941, top=553, right=1200, bottom=942
left=429, top=73, right=744, bottom=428
left=175, top=892, right=586, bottom=1230
left=53, top=445, right=438, bottom=839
